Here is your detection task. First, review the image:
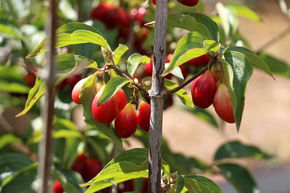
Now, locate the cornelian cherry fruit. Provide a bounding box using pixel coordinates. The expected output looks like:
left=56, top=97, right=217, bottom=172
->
left=83, top=158, right=103, bottom=181
left=178, top=0, right=199, bottom=7
left=138, top=101, right=151, bottom=132
left=71, top=153, right=87, bottom=176
left=213, top=83, right=235, bottom=123
left=71, top=78, right=87, bottom=104
left=91, top=87, right=118, bottom=124
left=115, top=103, right=137, bottom=138
left=53, top=180, right=63, bottom=193
left=114, top=89, right=127, bottom=113
left=188, top=54, right=211, bottom=67
left=191, top=70, right=217, bottom=108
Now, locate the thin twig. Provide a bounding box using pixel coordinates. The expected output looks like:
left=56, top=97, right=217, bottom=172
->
left=37, top=0, right=57, bottom=192
left=167, top=67, right=207, bottom=95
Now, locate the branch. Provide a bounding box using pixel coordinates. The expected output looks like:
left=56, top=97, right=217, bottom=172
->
left=167, top=67, right=207, bottom=95
left=108, top=64, right=149, bottom=97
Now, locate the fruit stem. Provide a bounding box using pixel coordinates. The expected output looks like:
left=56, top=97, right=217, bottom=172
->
left=37, top=0, right=58, bottom=193
left=149, top=0, right=168, bottom=192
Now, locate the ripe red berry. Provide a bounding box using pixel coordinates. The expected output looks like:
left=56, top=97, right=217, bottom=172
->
left=138, top=101, right=151, bottom=132
left=180, top=64, right=189, bottom=79
left=188, top=54, right=211, bottom=67
left=114, top=89, right=127, bottom=113
left=191, top=70, right=217, bottom=108
left=177, top=0, right=199, bottom=6
left=71, top=153, right=87, bottom=175
left=24, top=73, right=36, bottom=87
left=71, top=78, right=87, bottom=104
left=66, top=74, right=82, bottom=87
left=91, top=87, right=118, bottom=124
left=53, top=180, right=63, bottom=193
left=90, top=2, right=113, bottom=21
left=152, top=0, right=156, bottom=5
left=117, top=180, right=135, bottom=193
left=115, top=103, right=137, bottom=138
left=213, top=83, right=235, bottom=123
left=141, top=178, right=149, bottom=193
left=83, top=158, right=103, bottom=181
left=144, top=60, right=153, bottom=77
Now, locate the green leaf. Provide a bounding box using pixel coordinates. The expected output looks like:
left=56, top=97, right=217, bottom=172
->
left=83, top=149, right=148, bottom=193
left=166, top=64, right=184, bottom=80
left=184, top=175, right=222, bottom=193
left=258, top=52, right=290, bottom=78
left=114, top=44, right=129, bottom=66
left=214, top=140, right=271, bottom=161
left=222, top=51, right=253, bottom=130
left=175, top=175, right=186, bottom=193
left=98, top=76, right=130, bottom=105
left=218, top=163, right=259, bottom=193
left=28, top=30, right=110, bottom=57
left=164, top=79, right=194, bottom=108
left=0, top=134, right=20, bottom=149
left=0, top=81, right=30, bottom=93
left=225, top=2, right=261, bottom=22
left=203, top=40, right=220, bottom=53
left=164, top=32, right=205, bottom=73
left=0, top=23, right=22, bottom=39
left=53, top=168, right=83, bottom=193
left=57, top=22, right=100, bottom=34
left=0, top=66, right=26, bottom=83
left=1, top=163, right=37, bottom=193
left=127, top=54, right=150, bottom=76
left=168, top=13, right=219, bottom=41
left=16, top=78, right=46, bottom=117
left=226, top=46, right=274, bottom=78
left=180, top=106, right=219, bottom=128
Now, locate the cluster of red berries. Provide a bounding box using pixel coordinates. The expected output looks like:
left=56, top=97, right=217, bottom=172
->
left=53, top=153, right=102, bottom=193
left=90, top=3, right=150, bottom=54
left=72, top=80, right=151, bottom=138
left=191, top=69, right=235, bottom=123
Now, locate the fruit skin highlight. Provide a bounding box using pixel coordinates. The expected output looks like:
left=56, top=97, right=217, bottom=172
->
left=138, top=101, right=151, bottom=132
left=115, top=103, right=137, bottom=138
left=91, top=87, right=118, bottom=124
left=213, top=83, right=235, bottom=123
left=191, top=70, right=217, bottom=108
left=177, top=0, right=199, bottom=7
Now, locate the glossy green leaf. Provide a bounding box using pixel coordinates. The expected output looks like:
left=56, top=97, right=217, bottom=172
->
left=53, top=168, right=83, bottom=193
left=127, top=53, right=150, bottom=76
left=222, top=51, right=253, bottom=130
left=258, top=52, right=290, bottom=78
left=214, top=141, right=271, bottom=161
left=114, top=44, right=129, bottom=66
left=98, top=76, right=130, bottom=105
left=184, top=175, right=222, bottom=193
left=164, top=32, right=205, bottom=73
left=0, top=134, right=20, bottom=149
left=164, top=79, right=194, bottom=108
left=218, top=163, right=259, bottom=193
left=1, top=163, right=37, bottom=193
left=16, top=78, right=46, bottom=117
left=168, top=13, right=219, bottom=41
left=83, top=149, right=148, bottom=193
left=57, top=22, right=100, bottom=34
left=28, top=30, right=110, bottom=57
left=226, top=46, right=274, bottom=78
left=175, top=175, right=186, bottom=193
left=225, top=2, right=261, bottom=22
left=0, top=81, right=30, bottom=93
left=0, top=66, right=26, bottom=83
left=203, top=40, right=220, bottom=53
left=166, top=64, right=184, bottom=80
left=181, top=106, right=219, bottom=128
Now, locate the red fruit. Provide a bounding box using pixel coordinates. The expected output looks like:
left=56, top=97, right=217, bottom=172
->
left=117, top=8, right=131, bottom=28
left=66, top=74, right=82, bottom=87
left=91, top=87, right=118, bottom=124
left=177, top=0, right=199, bottom=6
left=115, top=103, right=137, bottom=138
left=83, top=158, right=103, bottom=181
left=191, top=70, right=217, bottom=108
left=71, top=153, right=87, bottom=175
left=144, top=60, right=153, bottom=77
left=24, top=73, right=36, bottom=87
left=152, top=0, right=156, bottom=5
left=117, top=180, right=134, bottom=193
left=180, top=64, right=189, bottom=78
left=213, top=83, right=235, bottom=123
left=71, top=78, right=87, bottom=104
left=130, top=8, right=147, bottom=25
left=114, top=89, right=127, bottom=113
left=164, top=94, right=174, bottom=110
left=141, top=178, right=149, bottom=193
left=53, top=180, right=63, bottom=193
left=90, top=2, right=113, bottom=21
left=188, top=54, right=211, bottom=67
left=138, top=101, right=151, bottom=132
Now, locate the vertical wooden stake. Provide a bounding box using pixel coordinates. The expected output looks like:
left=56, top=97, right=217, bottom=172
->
left=37, top=0, right=57, bottom=192
left=149, top=0, right=168, bottom=192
